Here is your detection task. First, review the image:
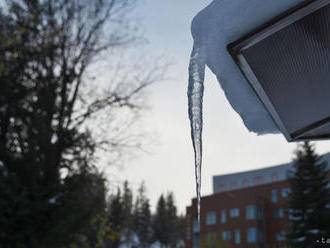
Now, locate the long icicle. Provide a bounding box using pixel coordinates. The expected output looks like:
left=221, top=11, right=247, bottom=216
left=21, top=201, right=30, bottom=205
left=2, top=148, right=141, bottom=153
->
left=188, top=44, right=206, bottom=224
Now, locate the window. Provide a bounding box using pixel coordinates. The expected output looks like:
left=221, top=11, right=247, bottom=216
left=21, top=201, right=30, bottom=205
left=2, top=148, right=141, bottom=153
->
left=276, top=231, right=286, bottom=241
left=246, top=205, right=261, bottom=220
left=281, top=187, right=291, bottom=197
left=206, top=211, right=216, bottom=225
left=278, top=208, right=284, bottom=218
left=234, top=229, right=241, bottom=244
left=221, top=209, right=226, bottom=224
left=230, top=208, right=239, bottom=218
left=272, top=189, right=278, bottom=203
left=247, top=228, right=257, bottom=243
left=222, top=231, right=231, bottom=241
left=273, top=208, right=284, bottom=219
left=247, top=228, right=262, bottom=243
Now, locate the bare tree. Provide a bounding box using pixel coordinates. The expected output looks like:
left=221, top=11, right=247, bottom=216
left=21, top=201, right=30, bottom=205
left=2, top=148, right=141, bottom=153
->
left=0, top=0, right=166, bottom=173
left=0, top=0, right=166, bottom=247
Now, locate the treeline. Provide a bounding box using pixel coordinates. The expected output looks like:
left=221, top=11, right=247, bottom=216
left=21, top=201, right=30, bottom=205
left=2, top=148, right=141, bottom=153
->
left=107, top=181, right=185, bottom=248
left=0, top=159, right=185, bottom=248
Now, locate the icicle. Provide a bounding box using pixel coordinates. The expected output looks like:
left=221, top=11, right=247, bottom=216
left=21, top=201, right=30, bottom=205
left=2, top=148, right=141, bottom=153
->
left=188, top=44, right=206, bottom=224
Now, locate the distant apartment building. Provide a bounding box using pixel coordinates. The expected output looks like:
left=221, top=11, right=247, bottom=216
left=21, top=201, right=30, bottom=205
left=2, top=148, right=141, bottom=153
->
left=185, top=153, right=330, bottom=248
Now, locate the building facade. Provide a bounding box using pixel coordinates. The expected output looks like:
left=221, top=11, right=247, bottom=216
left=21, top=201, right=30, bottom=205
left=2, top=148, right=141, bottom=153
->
left=185, top=153, right=330, bottom=248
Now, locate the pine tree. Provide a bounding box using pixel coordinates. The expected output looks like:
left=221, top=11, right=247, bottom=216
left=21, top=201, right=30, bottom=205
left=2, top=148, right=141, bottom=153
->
left=153, top=194, right=169, bottom=247
left=165, top=193, right=180, bottom=247
left=153, top=193, right=181, bottom=248
left=287, top=142, right=330, bottom=247
left=140, top=200, right=152, bottom=246
left=107, top=188, right=124, bottom=248
left=134, top=182, right=152, bottom=247
left=121, top=181, right=134, bottom=246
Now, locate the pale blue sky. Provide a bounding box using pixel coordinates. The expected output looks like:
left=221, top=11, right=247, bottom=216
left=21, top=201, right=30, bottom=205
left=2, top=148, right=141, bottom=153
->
left=111, top=0, right=330, bottom=214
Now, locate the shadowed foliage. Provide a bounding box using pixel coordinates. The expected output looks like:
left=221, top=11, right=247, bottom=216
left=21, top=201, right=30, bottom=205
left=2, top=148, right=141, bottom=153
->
left=0, top=0, right=164, bottom=247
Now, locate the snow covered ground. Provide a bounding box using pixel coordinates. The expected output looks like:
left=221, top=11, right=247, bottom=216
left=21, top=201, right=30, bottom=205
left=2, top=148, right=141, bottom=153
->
left=118, top=233, right=183, bottom=248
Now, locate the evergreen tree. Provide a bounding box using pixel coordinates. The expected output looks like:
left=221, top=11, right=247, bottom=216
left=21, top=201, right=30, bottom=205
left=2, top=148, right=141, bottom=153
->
left=107, top=188, right=124, bottom=248
left=134, top=182, right=152, bottom=247
left=121, top=181, right=134, bottom=245
left=287, top=142, right=330, bottom=247
left=153, top=193, right=181, bottom=248
left=165, top=192, right=180, bottom=247
left=153, top=194, right=169, bottom=247
left=140, top=200, right=152, bottom=246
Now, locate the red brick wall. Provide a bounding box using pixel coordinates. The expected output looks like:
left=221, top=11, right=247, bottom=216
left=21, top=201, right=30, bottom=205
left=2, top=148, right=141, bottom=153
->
left=185, top=180, right=291, bottom=248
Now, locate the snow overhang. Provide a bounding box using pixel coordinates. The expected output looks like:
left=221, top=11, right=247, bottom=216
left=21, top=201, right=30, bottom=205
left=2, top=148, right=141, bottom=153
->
left=228, top=0, right=330, bottom=141
left=191, top=0, right=330, bottom=141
